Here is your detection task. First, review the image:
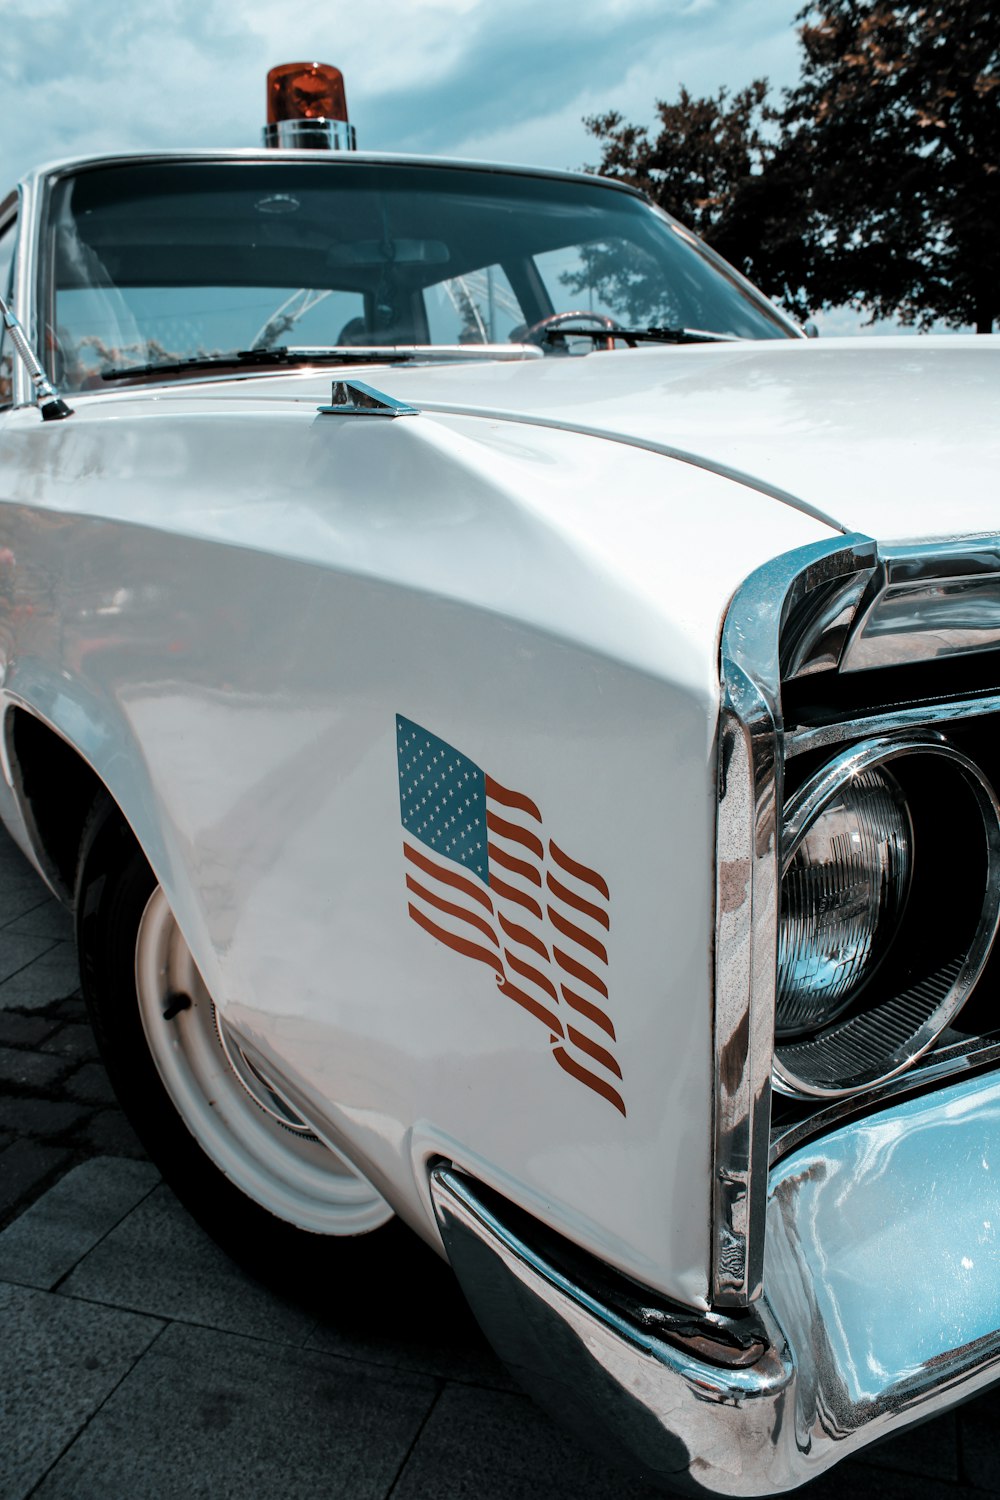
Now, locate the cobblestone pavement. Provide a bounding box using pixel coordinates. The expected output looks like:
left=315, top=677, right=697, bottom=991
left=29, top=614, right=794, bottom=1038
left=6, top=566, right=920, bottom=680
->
left=0, top=824, right=998, bottom=1497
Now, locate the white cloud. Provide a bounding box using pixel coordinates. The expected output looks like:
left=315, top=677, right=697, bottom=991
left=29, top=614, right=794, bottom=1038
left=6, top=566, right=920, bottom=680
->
left=0, top=0, right=806, bottom=180
left=2, top=0, right=958, bottom=335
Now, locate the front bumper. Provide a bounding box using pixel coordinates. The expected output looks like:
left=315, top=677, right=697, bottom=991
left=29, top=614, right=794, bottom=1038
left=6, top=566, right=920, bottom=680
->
left=430, top=1071, right=1000, bottom=1495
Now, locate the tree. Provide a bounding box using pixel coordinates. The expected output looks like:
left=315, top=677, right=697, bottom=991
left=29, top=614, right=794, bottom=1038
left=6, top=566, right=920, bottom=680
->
left=584, top=2, right=1000, bottom=331
left=584, top=84, right=815, bottom=322
left=783, top=2, right=1000, bottom=332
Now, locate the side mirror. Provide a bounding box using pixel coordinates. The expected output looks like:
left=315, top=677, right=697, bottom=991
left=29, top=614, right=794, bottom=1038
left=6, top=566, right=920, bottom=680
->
left=803, top=320, right=820, bottom=339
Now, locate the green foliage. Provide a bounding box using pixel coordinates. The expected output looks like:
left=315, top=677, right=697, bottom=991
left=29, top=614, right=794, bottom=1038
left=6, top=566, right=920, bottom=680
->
left=786, top=1, right=1000, bottom=331
left=584, top=82, right=814, bottom=323
left=584, top=1, right=1000, bottom=331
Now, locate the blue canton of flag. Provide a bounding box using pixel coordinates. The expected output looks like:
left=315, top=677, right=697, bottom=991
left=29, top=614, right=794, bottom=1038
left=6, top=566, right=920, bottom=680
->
left=395, top=713, right=626, bottom=1116
left=396, top=719, right=488, bottom=885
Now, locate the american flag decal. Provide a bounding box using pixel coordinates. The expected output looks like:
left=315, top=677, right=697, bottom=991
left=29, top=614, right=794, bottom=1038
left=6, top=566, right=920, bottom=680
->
left=396, top=714, right=625, bottom=1116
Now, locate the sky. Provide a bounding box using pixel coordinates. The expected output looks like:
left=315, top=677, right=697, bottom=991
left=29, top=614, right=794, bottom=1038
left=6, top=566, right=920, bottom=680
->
left=0, top=0, right=805, bottom=180
left=0, top=0, right=955, bottom=334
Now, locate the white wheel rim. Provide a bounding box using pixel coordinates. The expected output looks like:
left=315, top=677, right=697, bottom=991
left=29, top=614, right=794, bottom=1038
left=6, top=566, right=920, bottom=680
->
left=135, top=887, right=393, bottom=1235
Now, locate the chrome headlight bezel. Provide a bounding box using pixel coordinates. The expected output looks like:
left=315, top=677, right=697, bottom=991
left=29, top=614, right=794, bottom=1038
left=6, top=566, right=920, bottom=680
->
left=773, top=735, right=1000, bottom=1100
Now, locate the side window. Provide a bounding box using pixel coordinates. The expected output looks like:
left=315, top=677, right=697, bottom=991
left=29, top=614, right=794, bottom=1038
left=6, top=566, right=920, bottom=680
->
left=424, top=265, right=525, bottom=344
left=0, top=215, right=16, bottom=408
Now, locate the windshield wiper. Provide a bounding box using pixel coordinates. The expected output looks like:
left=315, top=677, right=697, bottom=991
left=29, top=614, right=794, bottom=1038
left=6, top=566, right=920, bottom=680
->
left=542, top=326, right=738, bottom=348
left=100, top=343, right=542, bottom=382
left=100, top=346, right=405, bottom=382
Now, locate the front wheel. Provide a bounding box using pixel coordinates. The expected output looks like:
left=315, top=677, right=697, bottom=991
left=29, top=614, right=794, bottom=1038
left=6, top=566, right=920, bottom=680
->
left=76, top=799, right=398, bottom=1282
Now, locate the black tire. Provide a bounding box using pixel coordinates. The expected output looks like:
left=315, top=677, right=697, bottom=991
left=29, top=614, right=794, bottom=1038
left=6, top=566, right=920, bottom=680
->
left=75, top=795, right=408, bottom=1290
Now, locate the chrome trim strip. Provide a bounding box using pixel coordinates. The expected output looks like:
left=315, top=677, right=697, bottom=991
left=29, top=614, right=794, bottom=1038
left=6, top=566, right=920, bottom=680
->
left=842, top=541, right=1000, bottom=674
left=416, top=402, right=847, bottom=530
left=786, top=691, right=1000, bottom=757
left=781, top=568, right=875, bottom=679
left=769, top=1034, right=1000, bottom=1166
left=713, top=534, right=876, bottom=1306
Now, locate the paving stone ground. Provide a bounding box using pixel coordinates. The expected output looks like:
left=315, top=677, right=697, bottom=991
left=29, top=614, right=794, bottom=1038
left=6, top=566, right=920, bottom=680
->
left=0, top=824, right=997, bottom=1497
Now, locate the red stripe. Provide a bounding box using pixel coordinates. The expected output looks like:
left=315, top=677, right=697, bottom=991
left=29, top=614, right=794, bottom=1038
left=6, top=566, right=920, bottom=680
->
left=490, top=873, right=543, bottom=921
left=547, top=906, right=608, bottom=965
left=485, top=776, right=542, bottom=822
left=488, top=841, right=541, bottom=887
left=567, top=1023, right=622, bottom=1081
left=554, top=946, right=609, bottom=999
left=497, top=911, right=549, bottom=962
left=408, top=904, right=503, bottom=975
left=552, top=1044, right=626, bottom=1117
left=504, top=948, right=559, bottom=1003
left=548, top=840, right=610, bottom=901
left=497, top=977, right=564, bottom=1038
left=546, top=871, right=609, bottom=930
left=404, top=841, right=493, bottom=913
left=560, top=984, right=616, bottom=1042
left=486, top=811, right=543, bottom=861
left=406, top=874, right=498, bottom=948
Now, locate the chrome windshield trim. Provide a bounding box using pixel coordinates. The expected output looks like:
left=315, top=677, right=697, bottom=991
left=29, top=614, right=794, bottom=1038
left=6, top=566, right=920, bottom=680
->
left=712, top=534, right=876, bottom=1307
left=15, top=173, right=47, bottom=411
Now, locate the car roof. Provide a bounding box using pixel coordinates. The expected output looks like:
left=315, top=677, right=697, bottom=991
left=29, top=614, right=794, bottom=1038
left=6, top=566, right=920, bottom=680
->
left=18, top=149, right=648, bottom=201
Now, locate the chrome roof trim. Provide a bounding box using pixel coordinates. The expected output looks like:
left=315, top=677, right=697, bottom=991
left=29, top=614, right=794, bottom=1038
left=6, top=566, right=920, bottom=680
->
left=17, top=148, right=650, bottom=198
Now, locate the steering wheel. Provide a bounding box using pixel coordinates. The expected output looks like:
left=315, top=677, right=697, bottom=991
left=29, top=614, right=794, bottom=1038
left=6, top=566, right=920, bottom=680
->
left=514, top=310, right=623, bottom=351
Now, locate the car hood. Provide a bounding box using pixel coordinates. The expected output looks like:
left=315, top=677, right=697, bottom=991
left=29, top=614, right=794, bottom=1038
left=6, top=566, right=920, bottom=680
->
left=346, top=334, right=999, bottom=545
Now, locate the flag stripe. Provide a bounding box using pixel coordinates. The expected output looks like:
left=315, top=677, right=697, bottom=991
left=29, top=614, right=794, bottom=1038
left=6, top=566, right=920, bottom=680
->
left=485, top=776, right=542, bottom=822
left=497, top=911, right=550, bottom=963
left=486, top=811, right=544, bottom=860
left=552, top=1044, right=626, bottom=1117
left=405, top=874, right=498, bottom=948
left=546, top=906, right=608, bottom=965
left=546, top=871, right=609, bottom=930
left=560, top=983, right=617, bottom=1042
left=490, top=873, right=543, bottom=921
left=498, top=978, right=564, bottom=1037
left=504, top=948, right=559, bottom=1003
left=408, top=904, right=503, bottom=975
left=404, top=841, right=493, bottom=912
left=488, top=841, right=542, bottom=886
left=554, top=946, right=609, bottom=999
left=567, top=1023, right=623, bottom=1080
left=548, top=840, right=610, bottom=901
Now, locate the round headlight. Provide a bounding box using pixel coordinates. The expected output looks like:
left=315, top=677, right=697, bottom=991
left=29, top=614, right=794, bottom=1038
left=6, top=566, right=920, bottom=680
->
left=773, top=736, right=1000, bottom=1100
left=777, top=766, right=912, bottom=1036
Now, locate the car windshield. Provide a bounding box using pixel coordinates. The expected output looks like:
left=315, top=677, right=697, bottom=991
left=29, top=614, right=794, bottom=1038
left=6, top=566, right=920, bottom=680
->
left=44, top=160, right=793, bottom=389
